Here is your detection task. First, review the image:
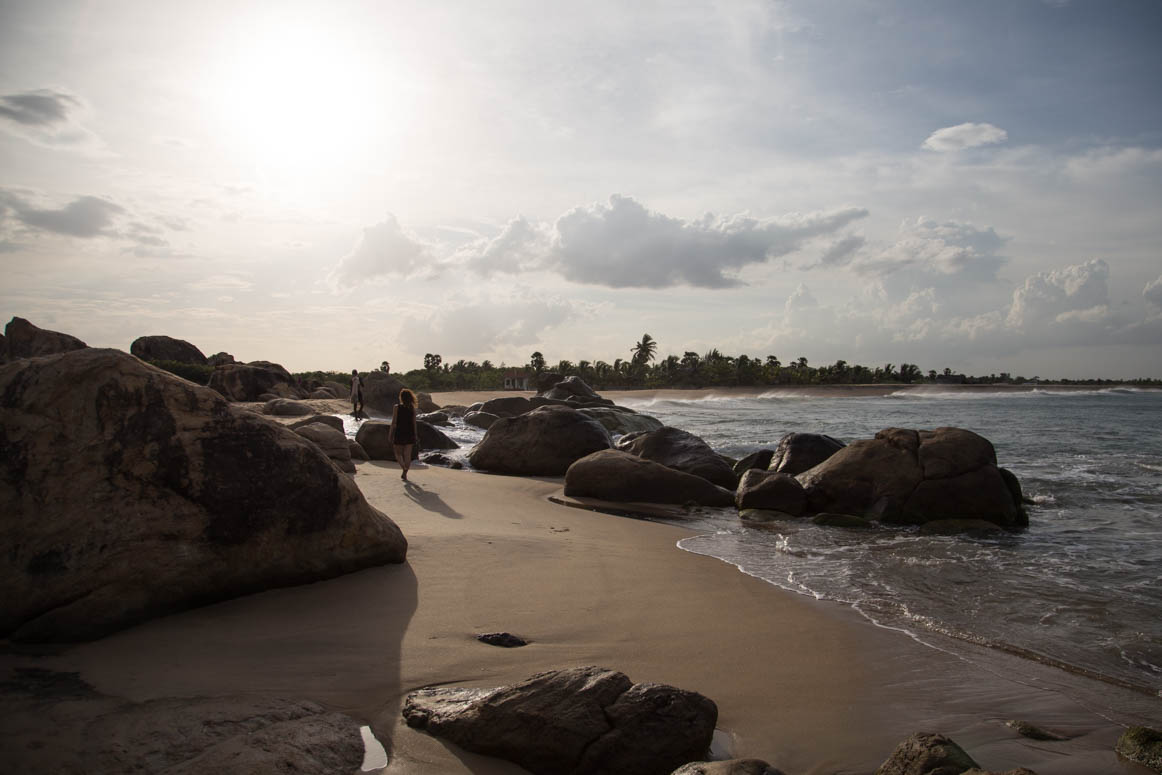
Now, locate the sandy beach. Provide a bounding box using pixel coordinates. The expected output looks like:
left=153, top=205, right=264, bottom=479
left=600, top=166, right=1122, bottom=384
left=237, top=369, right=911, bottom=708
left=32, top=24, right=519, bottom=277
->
left=4, top=445, right=1150, bottom=774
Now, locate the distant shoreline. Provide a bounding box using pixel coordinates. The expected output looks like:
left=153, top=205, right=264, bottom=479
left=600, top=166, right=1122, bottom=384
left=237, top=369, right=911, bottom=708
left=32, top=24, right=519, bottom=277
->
left=428, top=382, right=1157, bottom=406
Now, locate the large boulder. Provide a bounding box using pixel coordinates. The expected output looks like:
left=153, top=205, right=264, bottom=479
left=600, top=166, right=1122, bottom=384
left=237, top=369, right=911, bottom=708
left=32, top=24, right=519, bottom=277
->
left=468, top=406, right=612, bottom=476
left=770, top=433, right=845, bottom=476
left=578, top=406, right=665, bottom=436
left=465, top=411, right=500, bottom=430
left=616, top=427, right=737, bottom=489
left=1, top=316, right=87, bottom=363
left=565, top=450, right=736, bottom=507
left=0, top=671, right=366, bottom=775
left=129, top=335, right=207, bottom=365
left=874, top=732, right=979, bottom=775
left=0, top=348, right=407, bottom=642
left=353, top=421, right=419, bottom=461
left=735, top=470, right=806, bottom=515
left=294, top=422, right=356, bottom=474
left=361, top=371, right=408, bottom=413
left=262, top=398, right=315, bottom=416
left=208, top=361, right=305, bottom=402
left=796, top=427, right=1026, bottom=528
left=542, top=376, right=613, bottom=406
left=479, top=395, right=535, bottom=418
left=206, top=351, right=235, bottom=367
left=289, top=414, right=344, bottom=433
left=418, top=420, right=458, bottom=450
left=402, top=665, right=717, bottom=775
left=672, top=761, right=786, bottom=775
left=1116, top=726, right=1162, bottom=773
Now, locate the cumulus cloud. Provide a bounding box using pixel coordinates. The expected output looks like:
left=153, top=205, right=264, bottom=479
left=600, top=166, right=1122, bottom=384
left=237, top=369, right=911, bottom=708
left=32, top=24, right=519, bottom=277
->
left=922, top=122, right=1008, bottom=152
left=548, top=195, right=868, bottom=289
left=1006, top=259, right=1110, bottom=328
left=1143, top=274, right=1162, bottom=310
left=329, top=215, right=432, bottom=288
left=854, top=217, right=1007, bottom=278
left=0, top=89, right=106, bottom=152
left=454, top=216, right=553, bottom=276
left=346, top=196, right=869, bottom=291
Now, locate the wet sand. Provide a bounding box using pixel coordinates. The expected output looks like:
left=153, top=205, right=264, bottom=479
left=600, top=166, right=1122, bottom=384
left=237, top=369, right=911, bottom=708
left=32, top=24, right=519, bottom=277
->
left=8, top=461, right=1150, bottom=774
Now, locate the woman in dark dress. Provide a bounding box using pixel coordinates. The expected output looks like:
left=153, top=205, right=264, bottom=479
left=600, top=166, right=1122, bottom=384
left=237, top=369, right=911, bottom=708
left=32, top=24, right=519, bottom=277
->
left=390, top=388, right=418, bottom=480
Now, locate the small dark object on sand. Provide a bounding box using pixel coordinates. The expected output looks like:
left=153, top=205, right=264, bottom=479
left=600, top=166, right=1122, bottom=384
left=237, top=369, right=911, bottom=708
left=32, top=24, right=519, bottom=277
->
left=477, top=632, right=528, bottom=648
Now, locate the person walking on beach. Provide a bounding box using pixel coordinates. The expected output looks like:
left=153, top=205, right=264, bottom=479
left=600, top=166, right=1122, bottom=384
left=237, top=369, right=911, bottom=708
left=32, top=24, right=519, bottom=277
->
left=350, top=369, right=364, bottom=416
left=389, top=388, right=419, bottom=480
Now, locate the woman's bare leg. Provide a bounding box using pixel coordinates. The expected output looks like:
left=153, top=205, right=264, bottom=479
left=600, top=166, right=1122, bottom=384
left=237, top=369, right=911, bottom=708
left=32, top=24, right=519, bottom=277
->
left=394, top=444, right=414, bottom=479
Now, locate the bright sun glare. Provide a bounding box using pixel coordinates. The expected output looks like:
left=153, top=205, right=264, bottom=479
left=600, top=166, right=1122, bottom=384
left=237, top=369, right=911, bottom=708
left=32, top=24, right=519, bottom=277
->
left=210, top=13, right=394, bottom=187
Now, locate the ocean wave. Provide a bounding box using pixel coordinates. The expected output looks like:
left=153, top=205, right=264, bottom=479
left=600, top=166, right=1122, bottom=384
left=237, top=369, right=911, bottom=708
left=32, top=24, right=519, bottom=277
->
left=885, top=387, right=1157, bottom=401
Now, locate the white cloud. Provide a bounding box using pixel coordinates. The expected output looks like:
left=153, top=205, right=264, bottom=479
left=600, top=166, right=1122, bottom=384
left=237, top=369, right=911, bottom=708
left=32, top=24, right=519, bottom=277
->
left=854, top=217, right=1007, bottom=278
left=328, top=215, right=432, bottom=288
left=1006, top=259, right=1110, bottom=328
left=454, top=216, right=553, bottom=276
left=1144, top=274, right=1162, bottom=311
left=922, top=122, right=1008, bottom=152
left=548, top=195, right=868, bottom=289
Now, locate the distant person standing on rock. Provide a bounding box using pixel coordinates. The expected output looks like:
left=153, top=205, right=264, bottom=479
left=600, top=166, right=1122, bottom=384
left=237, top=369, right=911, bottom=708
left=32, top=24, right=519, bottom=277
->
left=390, top=388, right=418, bottom=480
left=350, top=369, right=364, bottom=416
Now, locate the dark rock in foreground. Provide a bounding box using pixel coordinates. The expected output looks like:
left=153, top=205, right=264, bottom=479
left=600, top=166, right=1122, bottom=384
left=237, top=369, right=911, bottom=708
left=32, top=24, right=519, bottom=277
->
left=566, top=450, right=735, bottom=507
left=477, top=632, right=528, bottom=647
left=469, top=406, right=612, bottom=476
left=874, top=732, right=980, bottom=775
left=130, top=334, right=207, bottom=365
left=0, top=668, right=365, bottom=774
left=0, top=348, right=406, bottom=642
left=1, top=316, right=87, bottom=362
left=1116, top=726, right=1162, bottom=773
left=617, top=427, right=738, bottom=489
left=672, top=760, right=786, bottom=775
left=402, top=665, right=717, bottom=775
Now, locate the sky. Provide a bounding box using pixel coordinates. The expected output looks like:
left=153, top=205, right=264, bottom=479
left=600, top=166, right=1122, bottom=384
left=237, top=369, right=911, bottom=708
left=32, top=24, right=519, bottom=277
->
left=2, top=0, right=1161, bottom=379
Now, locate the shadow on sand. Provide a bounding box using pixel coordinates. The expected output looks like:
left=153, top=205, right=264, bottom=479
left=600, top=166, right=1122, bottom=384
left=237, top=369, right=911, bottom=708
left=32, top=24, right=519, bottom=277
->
left=403, top=480, right=463, bottom=519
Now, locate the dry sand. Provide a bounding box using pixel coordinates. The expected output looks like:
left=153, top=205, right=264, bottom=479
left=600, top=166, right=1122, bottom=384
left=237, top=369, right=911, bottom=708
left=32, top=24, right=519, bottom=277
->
left=7, top=459, right=1149, bottom=774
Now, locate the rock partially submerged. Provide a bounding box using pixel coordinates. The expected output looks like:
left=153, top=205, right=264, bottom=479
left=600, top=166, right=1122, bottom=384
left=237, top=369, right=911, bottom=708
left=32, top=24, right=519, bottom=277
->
left=0, top=348, right=406, bottom=642
left=616, top=427, right=737, bottom=489
left=770, top=432, right=845, bottom=476
left=874, top=732, right=980, bottom=775
left=566, top=450, right=735, bottom=507
left=797, top=427, right=1027, bottom=529
left=402, top=665, right=717, bottom=775
left=1116, top=726, right=1162, bottom=773
left=469, top=406, right=612, bottom=476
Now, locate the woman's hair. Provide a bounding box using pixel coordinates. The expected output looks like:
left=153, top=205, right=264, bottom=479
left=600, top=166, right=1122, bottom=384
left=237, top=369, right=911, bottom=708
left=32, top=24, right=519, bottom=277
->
left=399, top=388, right=416, bottom=408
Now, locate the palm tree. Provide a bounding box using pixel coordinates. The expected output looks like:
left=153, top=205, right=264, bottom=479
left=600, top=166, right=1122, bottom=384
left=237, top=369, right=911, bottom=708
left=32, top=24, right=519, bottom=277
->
left=631, top=333, right=658, bottom=366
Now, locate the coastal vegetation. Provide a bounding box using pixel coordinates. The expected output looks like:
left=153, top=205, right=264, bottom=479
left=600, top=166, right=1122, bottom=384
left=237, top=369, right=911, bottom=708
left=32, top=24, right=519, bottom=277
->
left=350, top=335, right=1162, bottom=392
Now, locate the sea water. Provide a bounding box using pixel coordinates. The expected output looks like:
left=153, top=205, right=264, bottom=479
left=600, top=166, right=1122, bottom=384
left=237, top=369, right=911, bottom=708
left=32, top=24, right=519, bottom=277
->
left=615, top=387, right=1162, bottom=706
left=359, top=387, right=1162, bottom=714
